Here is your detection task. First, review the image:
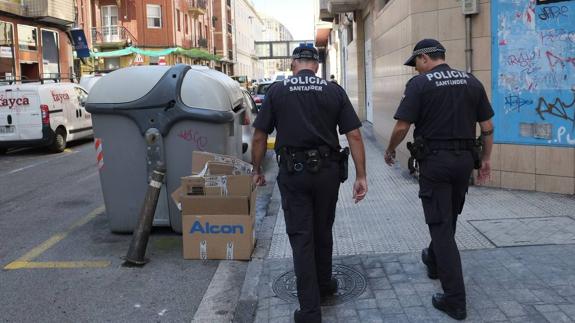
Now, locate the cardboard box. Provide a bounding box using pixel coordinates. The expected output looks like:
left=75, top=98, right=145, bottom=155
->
left=181, top=189, right=257, bottom=260
left=192, top=151, right=253, bottom=175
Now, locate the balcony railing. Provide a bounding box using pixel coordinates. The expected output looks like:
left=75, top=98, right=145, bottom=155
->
left=92, top=26, right=137, bottom=47
left=188, top=0, right=207, bottom=18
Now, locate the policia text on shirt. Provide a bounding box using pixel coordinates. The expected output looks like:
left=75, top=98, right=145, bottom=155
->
left=385, top=39, right=494, bottom=321
left=251, top=44, right=367, bottom=323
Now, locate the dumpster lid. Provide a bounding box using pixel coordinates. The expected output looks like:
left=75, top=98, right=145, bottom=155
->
left=180, top=66, right=243, bottom=112
left=87, top=66, right=171, bottom=105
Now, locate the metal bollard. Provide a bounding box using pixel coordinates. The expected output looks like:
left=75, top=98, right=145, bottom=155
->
left=123, top=166, right=166, bottom=267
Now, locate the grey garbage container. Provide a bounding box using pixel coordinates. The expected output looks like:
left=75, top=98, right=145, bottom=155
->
left=86, top=64, right=245, bottom=233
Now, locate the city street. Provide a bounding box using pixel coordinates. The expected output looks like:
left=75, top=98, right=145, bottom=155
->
left=0, top=141, right=229, bottom=322
left=1, top=127, right=575, bottom=322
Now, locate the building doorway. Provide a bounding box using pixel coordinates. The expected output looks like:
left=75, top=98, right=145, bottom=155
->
left=20, top=62, right=39, bottom=81
left=101, top=5, right=119, bottom=42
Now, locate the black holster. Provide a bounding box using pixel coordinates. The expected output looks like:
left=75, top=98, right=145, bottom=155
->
left=406, top=137, right=426, bottom=174
left=339, top=147, right=350, bottom=183
left=472, top=136, right=483, bottom=169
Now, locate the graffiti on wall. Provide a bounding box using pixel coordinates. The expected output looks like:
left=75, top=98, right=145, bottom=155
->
left=492, top=0, right=575, bottom=146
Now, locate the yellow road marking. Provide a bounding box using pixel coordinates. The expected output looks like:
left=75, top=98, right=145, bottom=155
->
left=3, top=206, right=108, bottom=270
left=5, top=261, right=110, bottom=270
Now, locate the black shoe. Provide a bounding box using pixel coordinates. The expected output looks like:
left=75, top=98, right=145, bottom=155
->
left=294, top=309, right=321, bottom=323
left=421, top=248, right=439, bottom=279
left=294, top=309, right=301, bottom=323
left=319, top=278, right=338, bottom=297
left=432, top=293, right=467, bottom=321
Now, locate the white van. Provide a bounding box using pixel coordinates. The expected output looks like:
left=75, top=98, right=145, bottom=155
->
left=0, top=82, right=92, bottom=153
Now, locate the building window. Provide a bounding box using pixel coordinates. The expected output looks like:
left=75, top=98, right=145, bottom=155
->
left=41, top=29, right=59, bottom=78
left=147, top=5, right=162, bottom=28
left=0, top=21, right=15, bottom=79
left=185, top=14, right=189, bottom=34
left=17, top=25, right=37, bottom=51
left=101, top=5, right=119, bottom=42
left=176, top=9, right=181, bottom=32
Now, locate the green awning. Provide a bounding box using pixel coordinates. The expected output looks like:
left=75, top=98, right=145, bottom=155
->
left=91, top=47, right=221, bottom=61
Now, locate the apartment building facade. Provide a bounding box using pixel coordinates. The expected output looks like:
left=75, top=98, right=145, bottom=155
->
left=233, top=0, right=263, bottom=79
left=0, top=0, right=75, bottom=81
left=212, top=0, right=234, bottom=74
left=261, top=15, right=293, bottom=79
left=319, top=0, right=575, bottom=194
left=88, top=0, right=218, bottom=70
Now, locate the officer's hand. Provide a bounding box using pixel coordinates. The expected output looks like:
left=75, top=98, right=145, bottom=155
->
left=353, top=177, right=367, bottom=204
left=384, top=150, right=396, bottom=166
left=252, top=174, right=266, bottom=186
left=477, top=159, right=491, bottom=185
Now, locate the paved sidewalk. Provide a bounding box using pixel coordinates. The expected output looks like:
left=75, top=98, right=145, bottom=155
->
left=252, top=125, right=575, bottom=322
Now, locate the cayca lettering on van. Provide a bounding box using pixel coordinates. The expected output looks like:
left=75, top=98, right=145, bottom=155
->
left=51, top=91, right=70, bottom=102
left=190, top=221, right=244, bottom=234
left=0, top=96, right=30, bottom=108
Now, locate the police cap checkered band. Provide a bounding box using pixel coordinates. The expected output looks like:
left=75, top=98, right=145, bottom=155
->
left=412, top=46, right=446, bottom=56
left=404, top=39, right=446, bottom=66
left=292, top=43, right=319, bottom=61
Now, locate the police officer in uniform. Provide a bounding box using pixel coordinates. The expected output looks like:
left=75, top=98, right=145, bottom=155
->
left=384, top=39, right=494, bottom=320
left=251, top=44, right=368, bottom=323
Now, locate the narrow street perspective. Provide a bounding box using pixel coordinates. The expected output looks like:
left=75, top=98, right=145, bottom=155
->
left=1, top=0, right=575, bottom=322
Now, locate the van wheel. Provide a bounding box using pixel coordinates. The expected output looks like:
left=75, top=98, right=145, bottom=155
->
left=50, top=130, right=67, bottom=153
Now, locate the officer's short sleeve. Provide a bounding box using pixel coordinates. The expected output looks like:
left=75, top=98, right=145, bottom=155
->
left=476, top=83, right=495, bottom=122
left=337, top=88, right=362, bottom=135
left=394, top=77, right=421, bottom=123
left=252, top=85, right=276, bottom=134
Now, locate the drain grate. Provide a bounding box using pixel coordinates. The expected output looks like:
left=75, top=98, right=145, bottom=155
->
left=469, top=216, right=575, bottom=247
left=272, top=264, right=367, bottom=306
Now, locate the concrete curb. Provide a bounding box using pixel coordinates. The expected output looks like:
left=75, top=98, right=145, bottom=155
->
left=233, top=184, right=282, bottom=323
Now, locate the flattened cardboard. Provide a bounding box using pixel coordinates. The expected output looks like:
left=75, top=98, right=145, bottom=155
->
left=191, top=151, right=253, bottom=175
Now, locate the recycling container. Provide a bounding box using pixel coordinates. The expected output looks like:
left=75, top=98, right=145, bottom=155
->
left=86, top=64, right=245, bottom=233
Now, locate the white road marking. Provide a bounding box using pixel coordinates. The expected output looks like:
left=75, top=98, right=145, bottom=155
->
left=1, top=150, right=80, bottom=176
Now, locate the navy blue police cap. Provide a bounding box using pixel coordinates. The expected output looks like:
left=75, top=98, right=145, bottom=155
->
left=404, top=39, right=446, bottom=67
left=292, top=43, right=319, bottom=61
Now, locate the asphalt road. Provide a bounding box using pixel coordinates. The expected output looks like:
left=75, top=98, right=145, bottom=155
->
left=0, top=141, right=220, bottom=322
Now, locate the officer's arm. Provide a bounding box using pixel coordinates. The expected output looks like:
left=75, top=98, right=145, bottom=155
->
left=387, top=120, right=411, bottom=154
left=479, top=119, right=494, bottom=162
left=251, top=128, right=268, bottom=175
left=345, top=129, right=366, bottom=179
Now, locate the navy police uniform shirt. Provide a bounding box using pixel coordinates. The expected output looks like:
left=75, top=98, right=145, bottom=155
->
left=394, top=64, right=494, bottom=140
left=253, top=69, right=362, bottom=151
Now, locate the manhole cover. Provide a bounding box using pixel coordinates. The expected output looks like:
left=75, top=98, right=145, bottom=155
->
left=469, top=216, right=575, bottom=247
left=272, top=264, right=367, bottom=306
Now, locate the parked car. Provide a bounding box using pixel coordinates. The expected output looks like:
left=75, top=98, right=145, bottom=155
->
left=0, top=82, right=92, bottom=154
left=251, top=81, right=274, bottom=111
left=79, top=72, right=107, bottom=92
left=231, top=75, right=250, bottom=90
left=241, top=89, right=258, bottom=162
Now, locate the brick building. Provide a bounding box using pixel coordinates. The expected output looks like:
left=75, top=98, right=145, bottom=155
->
left=0, top=0, right=75, bottom=81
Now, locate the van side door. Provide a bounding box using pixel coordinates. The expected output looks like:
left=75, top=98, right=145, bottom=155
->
left=74, top=86, right=92, bottom=138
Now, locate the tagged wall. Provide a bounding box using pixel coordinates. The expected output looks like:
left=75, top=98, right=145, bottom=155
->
left=492, top=0, right=575, bottom=147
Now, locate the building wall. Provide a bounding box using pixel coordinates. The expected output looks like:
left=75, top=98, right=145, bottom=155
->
left=0, top=15, right=72, bottom=80
left=352, top=0, right=574, bottom=194
left=233, top=0, right=263, bottom=79
left=261, top=16, right=293, bottom=78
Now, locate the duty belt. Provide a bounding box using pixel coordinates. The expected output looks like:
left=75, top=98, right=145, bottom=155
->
left=277, top=146, right=341, bottom=173
left=426, top=139, right=475, bottom=151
